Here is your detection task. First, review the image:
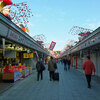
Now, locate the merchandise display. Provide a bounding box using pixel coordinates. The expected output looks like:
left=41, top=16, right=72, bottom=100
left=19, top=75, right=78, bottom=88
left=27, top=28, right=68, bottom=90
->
left=2, top=65, right=32, bottom=82
left=2, top=71, right=22, bottom=82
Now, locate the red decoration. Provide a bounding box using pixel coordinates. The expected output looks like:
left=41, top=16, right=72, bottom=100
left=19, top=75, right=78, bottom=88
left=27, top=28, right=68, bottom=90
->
left=5, top=65, right=9, bottom=72
left=9, top=2, right=33, bottom=28
left=33, top=51, right=36, bottom=54
left=3, top=0, right=12, bottom=5
left=49, top=41, right=56, bottom=50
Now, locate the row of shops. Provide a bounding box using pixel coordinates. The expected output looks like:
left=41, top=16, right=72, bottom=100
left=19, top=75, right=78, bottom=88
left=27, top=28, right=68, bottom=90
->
left=61, top=27, right=100, bottom=77
left=0, top=12, right=48, bottom=82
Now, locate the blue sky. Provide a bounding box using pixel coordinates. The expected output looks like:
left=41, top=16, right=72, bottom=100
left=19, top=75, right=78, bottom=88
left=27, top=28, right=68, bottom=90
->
left=11, top=0, right=100, bottom=50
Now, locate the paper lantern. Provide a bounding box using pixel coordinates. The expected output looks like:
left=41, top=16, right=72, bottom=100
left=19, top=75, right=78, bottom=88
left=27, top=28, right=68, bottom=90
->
left=3, top=0, right=12, bottom=5
left=66, top=44, right=70, bottom=47
left=33, top=51, right=36, bottom=54
left=21, top=28, right=29, bottom=34
left=21, top=28, right=25, bottom=32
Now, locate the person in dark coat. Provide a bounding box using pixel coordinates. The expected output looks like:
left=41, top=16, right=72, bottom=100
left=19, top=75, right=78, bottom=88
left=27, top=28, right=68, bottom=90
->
left=63, top=57, right=68, bottom=70
left=68, top=59, right=71, bottom=70
left=36, top=58, right=45, bottom=81
left=83, top=56, right=96, bottom=88
left=48, top=56, right=57, bottom=81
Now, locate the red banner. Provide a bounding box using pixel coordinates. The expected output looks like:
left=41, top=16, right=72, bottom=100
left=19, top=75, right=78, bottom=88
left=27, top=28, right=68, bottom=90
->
left=49, top=41, right=56, bottom=50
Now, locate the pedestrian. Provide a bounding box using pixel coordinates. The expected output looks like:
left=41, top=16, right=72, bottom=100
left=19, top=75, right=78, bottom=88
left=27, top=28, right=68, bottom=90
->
left=48, top=56, right=57, bottom=81
left=36, top=58, right=45, bottom=81
left=60, top=58, right=63, bottom=65
left=68, top=59, right=71, bottom=70
left=63, top=57, right=68, bottom=70
left=83, top=56, right=96, bottom=88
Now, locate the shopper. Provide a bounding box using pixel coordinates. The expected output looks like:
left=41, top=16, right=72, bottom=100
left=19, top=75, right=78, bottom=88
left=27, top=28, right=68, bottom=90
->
left=68, top=59, right=71, bottom=70
left=48, top=56, right=57, bottom=81
left=63, top=57, right=68, bottom=70
left=83, top=56, right=96, bottom=88
left=36, top=58, right=45, bottom=81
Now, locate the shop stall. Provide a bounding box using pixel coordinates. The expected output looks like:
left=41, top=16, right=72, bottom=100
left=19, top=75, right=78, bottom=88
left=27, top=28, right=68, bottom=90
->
left=0, top=13, right=48, bottom=83
left=2, top=64, right=33, bottom=82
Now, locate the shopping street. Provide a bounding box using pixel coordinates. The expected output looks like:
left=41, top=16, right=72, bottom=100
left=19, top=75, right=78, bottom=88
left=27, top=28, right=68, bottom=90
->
left=0, top=63, right=100, bottom=100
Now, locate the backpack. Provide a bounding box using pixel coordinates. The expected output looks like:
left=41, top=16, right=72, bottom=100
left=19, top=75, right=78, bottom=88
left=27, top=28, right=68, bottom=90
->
left=36, top=62, right=42, bottom=71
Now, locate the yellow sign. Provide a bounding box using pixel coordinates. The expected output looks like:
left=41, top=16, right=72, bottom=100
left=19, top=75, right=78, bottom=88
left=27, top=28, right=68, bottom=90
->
left=23, top=53, right=33, bottom=58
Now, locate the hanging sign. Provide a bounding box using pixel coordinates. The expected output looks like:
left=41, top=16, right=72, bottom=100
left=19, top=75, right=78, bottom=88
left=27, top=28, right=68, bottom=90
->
left=49, top=41, right=56, bottom=50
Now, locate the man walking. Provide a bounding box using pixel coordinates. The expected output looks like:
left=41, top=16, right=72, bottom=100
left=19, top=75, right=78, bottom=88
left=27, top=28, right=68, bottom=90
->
left=68, top=59, right=71, bottom=70
left=63, top=57, right=68, bottom=70
left=48, top=56, right=57, bottom=81
left=36, top=58, right=45, bottom=81
left=83, top=56, right=96, bottom=88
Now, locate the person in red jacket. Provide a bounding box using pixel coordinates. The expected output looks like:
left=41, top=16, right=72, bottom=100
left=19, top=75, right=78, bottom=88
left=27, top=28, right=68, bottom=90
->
left=83, top=56, right=96, bottom=88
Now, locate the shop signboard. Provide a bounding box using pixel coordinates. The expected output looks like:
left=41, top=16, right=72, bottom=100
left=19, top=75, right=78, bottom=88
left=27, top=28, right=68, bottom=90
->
left=23, top=53, right=33, bottom=58
left=7, top=29, right=24, bottom=44
left=5, top=50, right=16, bottom=58
left=7, top=29, right=36, bottom=49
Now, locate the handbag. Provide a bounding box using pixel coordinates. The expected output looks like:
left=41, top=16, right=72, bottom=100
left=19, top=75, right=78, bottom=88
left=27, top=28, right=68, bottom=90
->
left=42, top=66, right=45, bottom=71
left=41, top=64, right=45, bottom=71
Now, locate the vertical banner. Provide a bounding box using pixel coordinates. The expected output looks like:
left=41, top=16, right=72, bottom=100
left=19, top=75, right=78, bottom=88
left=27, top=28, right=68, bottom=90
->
left=36, top=51, right=39, bottom=58
left=2, top=38, right=5, bottom=57
left=49, top=41, right=56, bottom=50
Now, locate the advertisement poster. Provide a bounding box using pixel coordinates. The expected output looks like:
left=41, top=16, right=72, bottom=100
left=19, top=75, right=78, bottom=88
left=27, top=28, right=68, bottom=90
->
left=14, top=71, right=22, bottom=82
left=25, top=68, right=29, bottom=77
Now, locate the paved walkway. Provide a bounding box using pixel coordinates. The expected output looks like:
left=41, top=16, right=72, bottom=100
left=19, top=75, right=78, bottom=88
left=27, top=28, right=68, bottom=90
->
left=0, top=82, right=13, bottom=94
left=0, top=63, right=100, bottom=100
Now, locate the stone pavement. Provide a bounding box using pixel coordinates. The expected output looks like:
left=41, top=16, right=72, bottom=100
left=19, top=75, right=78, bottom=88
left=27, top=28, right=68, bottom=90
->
left=0, top=63, right=100, bottom=100
left=0, top=82, right=13, bottom=94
